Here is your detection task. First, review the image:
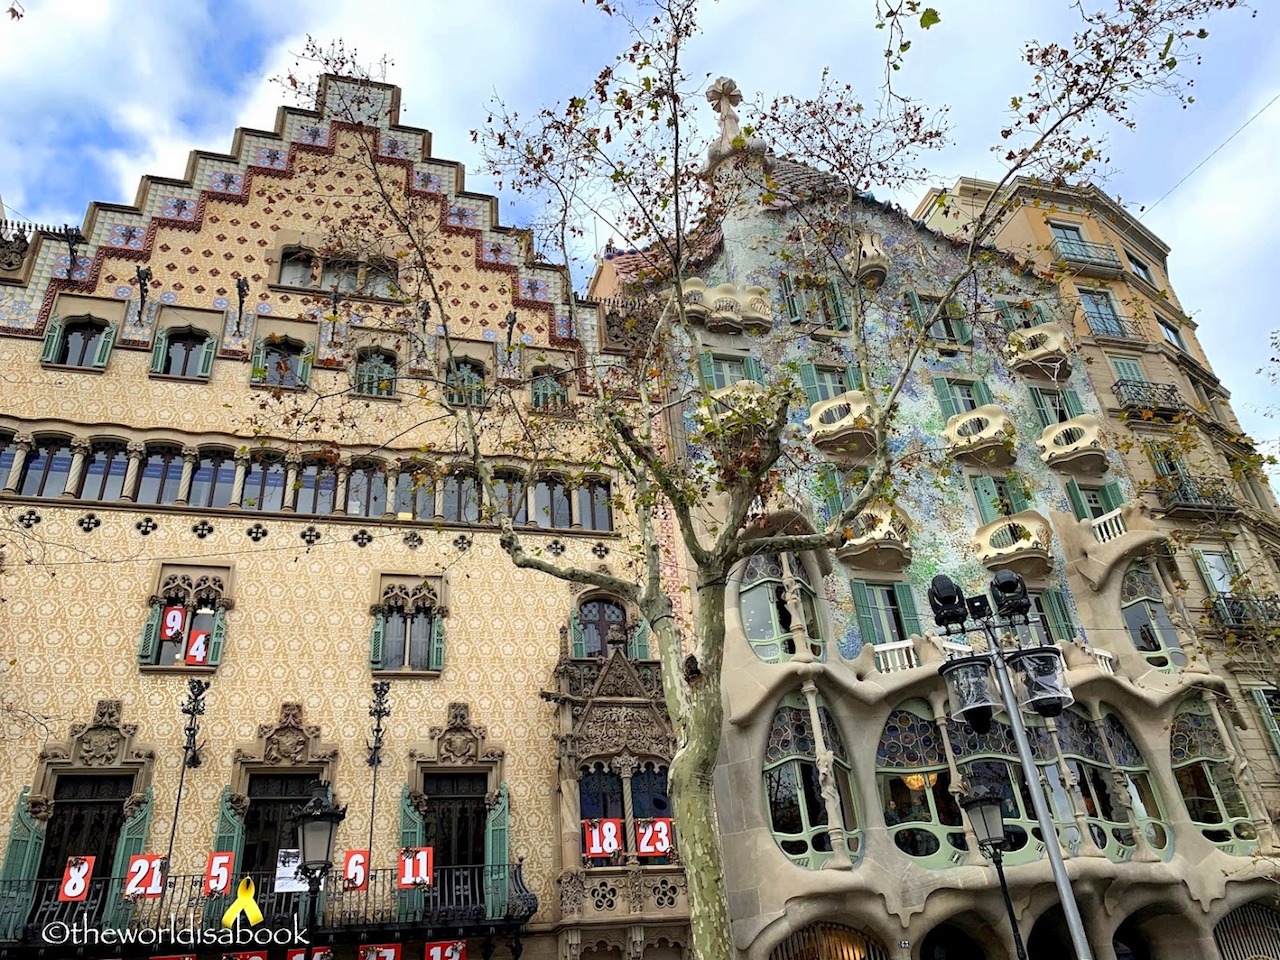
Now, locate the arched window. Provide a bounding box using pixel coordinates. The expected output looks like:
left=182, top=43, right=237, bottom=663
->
left=445, top=360, right=486, bottom=406
left=347, top=461, right=388, bottom=517
left=372, top=582, right=443, bottom=672
left=151, top=326, right=213, bottom=379
left=738, top=553, right=824, bottom=663
left=876, top=703, right=963, bottom=865
left=579, top=762, right=626, bottom=863
left=631, top=762, right=672, bottom=864
left=279, top=248, right=315, bottom=287
left=1102, top=710, right=1169, bottom=855
left=572, top=597, right=628, bottom=657
left=143, top=572, right=228, bottom=667
left=533, top=474, right=571, bottom=528
left=251, top=337, right=310, bottom=389
left=768, top=925, right=890, bottom=960
left=765, top=695, right=858, bottom=868
left=440, top=471, right=479, bottom=523
left=243, top=453, right=287, bottom=511
left=363, top=261, right=398, bottom=298
left=576, top=479, right=613, bottom=532
left=354, top=349, right=397, bottom=398
left=0, top=434, right=16, bottom=487
left=394, top=463, right=435, bottom=520
left=136, top=446, right=183, bottom=505
left=493, top=470, right=528, bottom=524
left=189, top=450, right=236, bottom=509
left=1170, top=698, right=1256, bottom=852
left=17, top=439, right=73, bottom=497
left=43, top=317, right=113, bottom=368
left=320, top=259, right=359, bottom=293
left=531, top=367, right=569, bottom=411
left=80, top=443, right=129, bottom=501
left=1120, top=562, right=1186, bottom=670
left=947, top=715, right=1042, bottom=865
left=297, top=461, right=338, bottom=515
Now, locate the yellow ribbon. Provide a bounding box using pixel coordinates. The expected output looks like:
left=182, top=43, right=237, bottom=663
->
left=221, top=877, right=264, bottom=928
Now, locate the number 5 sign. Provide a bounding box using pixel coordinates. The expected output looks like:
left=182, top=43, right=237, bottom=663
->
left=58, top=856, right=95, bottom=901
left=204, top=850, right=235, bottom=894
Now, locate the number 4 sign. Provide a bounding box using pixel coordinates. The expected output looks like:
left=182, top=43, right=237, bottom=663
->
left=425, top=941, right=467, bottom=960
left=58, top=856, right=95, bottom=901
left=397, top=847, right=433, bottom=888
left=124, top=853, right=166, bottom=898
left=185, top=629, right=211, bottom=665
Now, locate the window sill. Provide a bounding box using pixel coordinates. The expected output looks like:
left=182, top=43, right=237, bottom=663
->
left=149, top=373, right=211, bottom=384
left=249, top=380, right=306, bottom=392
left=372, top=669, right=442, bottom=679
left=353, top=391, right=401, bottom=403
left=39, top=363, right=105, bottom=375
left=139, top=665, right=218, bottom=675
left=267, top=283, right=403, bottom=306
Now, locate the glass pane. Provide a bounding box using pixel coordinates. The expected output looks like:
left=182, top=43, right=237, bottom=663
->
left=348, top=468, right=387, bottom=517
left=1209, top=764, right=1249, bottom=819
left=137, top=451, right=181, bottom=505
left=407, top=612, right=432, bottom=670
left=383, top=612, right=407, bottom=670
left=766, top=764, right=803, bottom=835
left=740, top=583, right=779, bottom=641
left=1175, top=764, right=1221, bottom=824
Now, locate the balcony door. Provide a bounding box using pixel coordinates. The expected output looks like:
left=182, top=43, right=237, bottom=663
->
left=420, top=772, right=488, bottom=866
left=242, top=773, right=317, bottom=904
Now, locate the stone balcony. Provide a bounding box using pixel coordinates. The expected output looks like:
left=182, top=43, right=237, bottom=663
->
left=835, top=502, right=912, bottom=570
left=1007, top=321, right=1071, bottom=380
left=805, top=390, right=876, bottom=458
left=1036, top=414, right=1107, bottom=475
left=1052, top=503, right=1169, bottom=591
left=563, top=865, right=689, bottom=926
left=677, top=279, right=772, bottom=334
left=942, top=404, right=1016, bottom=466
left=842, top=230, right=889, bottom=288
left=972, top=509, right=1053, bottom=578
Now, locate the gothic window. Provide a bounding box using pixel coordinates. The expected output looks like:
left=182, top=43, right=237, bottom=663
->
left=251, top=337, right=311, bottom=389
left=764, top=695, right=858, bottom=869
left=445, top=360, right=486, bottom=406
left=243, top=453, right=287, bottom=511
left=150, top=326, right=214, bottom=379
left=138, top=569, right=230, bottom=668
left=572, top=597, right=628, bottom=657
left=370, top=581, right=444, bottom=673
left=579, top=762, right=627, bottom=864
left=876, top=703, right=963, bottom=865
left=1120, top=562, right=1186, bottom=670
left=419, top=772, right=487, bottom=866
left=136, top=445, right=183, bottom=505
left=189, top=449, right=236, bottom=509
left=278, top=248, right=315, bottom=287
left=1170, top=699, right=1255, bottom=851
left=36, top=774, right=136, bottom=881
left=394, top=463, right=436, bottom=520
left=241, top=774, right=318, bottom=877
left=320, top=259, right=360, bottom=294
left=80, top=443, right=129, bottom=501
left=347, top=461, right=388, bottom=517
left=297, top=461, right=338, bottom=515
left=354, top=349, right=397, bottom=398
left=738, top=553, right=825, bottom=663
left=0, top=433, right=16, bottom=487
left=17, top=439, right=73, bottom=498
left=533, top=474, right=571, bottom=528
left=531, top=367, right=569, bottom=411
left=493, top=470, right=528, bottom=524
left=631, top=762, right=672, bottom=865
left=576, top=479, right=613, bottom=532
left=41, top=317, right=115, bottom=369
left=440, top=471, right=479, bottom=523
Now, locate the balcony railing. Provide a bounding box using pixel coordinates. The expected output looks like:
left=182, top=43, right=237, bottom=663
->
left=805, top=390, right=875, bottom=458
left=873, top=638, right=920, bottom=673
left=1051, top=237, right=1123, bottom=276
left=1111, top=379, right=1188, bottom=417
left=1088, top=647, right=1118, bottom=674
left=942, top=403, right=1016, bottom=465
left=0, top=865, right=537, bottom=945
left=835, top=502, right=912, bottom=570
left=1209, top=593, right=1280, bottom=633
left=676, top=279, right=772, bottom=334
left=1006, top=321, right=1071, bottom=378
left=1089, top=507, right=1128, bottom=544
left=1036, top=414, right=1106, bottom=474
left=1155, top=475, right=1240, bottom=516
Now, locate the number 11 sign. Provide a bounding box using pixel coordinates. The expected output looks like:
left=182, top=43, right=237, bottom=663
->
left=424, top=941, right=466, bottom=960
left=397, top=847, right=433, bottom=888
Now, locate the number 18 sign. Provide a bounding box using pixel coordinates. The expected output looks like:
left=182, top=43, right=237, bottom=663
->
left=583, top=818, right=623, bottom=858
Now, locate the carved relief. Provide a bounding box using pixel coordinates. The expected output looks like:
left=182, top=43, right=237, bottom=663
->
left=231, top=702, right=337, bottom=791
left=408, top=701, right=506, bottom=796
left=563, top=703, right=676, bottom=764
left=559, top=868, right=586, bottom=919
left=30, top=700, right=156, bottom=803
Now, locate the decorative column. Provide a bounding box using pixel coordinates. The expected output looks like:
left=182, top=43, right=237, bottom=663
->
left=782, top=555, right=815, bottom=664
left=176, top=447, right=199, bottom=505
left=3, top=434, right=33, bottom=492
left=1044, top=716, right=1103, bottom=858
left=120, top=442, right=146, bottom=501
left=1086, top=706, right=1158, bottom=863
left=611, top=752, right=640, bottom=866
left=800, top=679, right=852, bottom=868
left=931, top=704, right=980, bottom=859
left=62, top=439, right=91, bottom=497
left=282, top=453, right=302, bottom=512
left=1204, top=692, right=1276, bottom=849
left=230, top=452, right=250, bottom=508
left=333, top=460, right=351, bottom=517
left=383, top=465, right=400, bottom=518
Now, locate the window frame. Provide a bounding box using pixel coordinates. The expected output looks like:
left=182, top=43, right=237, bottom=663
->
left=1157, top=317, right=1186, bottom=351
left=354, top=349, right=398, bottom=398
left=189, top=450, right=236, bottom=509
left=242, top=453, right=288, bottom=512
left=576, top=479, right=613, bottom=532
left=347, top=461, right=389, bottom=518
left=445, top=359, right=487, bottom=407
left=738, top=553, right=827, bottom=663
left=296, top=461, right=339, bottom=515
left=17, top=439, right=73, bottom=498
left=1126, top=251, right=1155, bottom=286
left=136, top=445, right=184, bottom=506
left=80, top=443, right=130, bottom=501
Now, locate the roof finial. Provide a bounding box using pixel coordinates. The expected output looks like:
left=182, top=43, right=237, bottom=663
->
left=707, top=76, right=744, bottom=148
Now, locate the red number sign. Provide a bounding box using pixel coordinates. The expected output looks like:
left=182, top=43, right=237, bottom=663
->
left=360, top=947, right=402, bottom=960
left=397, top=847, right=433, bottom=889
left=161, top=605, right=188, bottom=640
left=343, top=849, right=370, bottom=891
left=123, top=853, right=166, bottom=898
left=637, top=818, right=674, bottom=855
left=225, top=953, right=268, bottom=960
left=204, top=850, right=235, bottom=894
left=185, top=629, right=210, bottom=665
left=58, top=856, right=95, bottom=901
left=287, top=950, right=332, bottom=960
left=153, top=955, right=196, bottom=960
left=583, top=818, right=623, bottom=858
left=425, top=941, right=467, bottom=960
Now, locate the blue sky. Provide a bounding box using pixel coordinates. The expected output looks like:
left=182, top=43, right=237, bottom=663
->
left=1, top=0, right=1277, bottom=451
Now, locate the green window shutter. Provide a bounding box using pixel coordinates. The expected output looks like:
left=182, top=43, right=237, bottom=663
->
left=149, top=328, right=170, bottom=374
left=1029, top=388, right=1053, bottom=430
left=996, top=300, right=1018, bottom=331
left=1248, top=689, right=1280, bottom=763
left=40, top=319, right=66, bottom=364
left=799, top=363, right=821, bottom=405
left=629, top=619, right=650, bottom=659
left=843, top=362, right=863, bottom=392
left=0, top=788, right=45, bottom=940
left=906, top=290, right=925, bottom=323
left=780, top=275, right=801, bottom=320
left=1065, top=477, right=1088, bottom=521
left=892, top=583, right=923, bottom=639
left=570, top=609, right=587, bottom=657
left=249, top=338, right=267, bottom=383
left=92, top=324, right=117, bottom=369
left=1042, top=589, right=1075, bottom=642
left=955, top=316, right=973, bottom=346
left=206, top=608, right=227, bottom=666
left=483, top=782, right=511, bottom=919
left=104, top=788, right=154, bottom=928
left=971, top=380, right=994, bottom=407
left=369, top=612, right=386, bottom=669
left=1008, top=482, right=1032, bottom=515
left=298, top=349, right=314, bottom=387
left=137, top=602, right=162, bottom=665
left=827, top=283, right=851, bottom=330
left=429, top=612, right=446, bottom=671
left=1034, top=303, right=1055, bottom=326
left=849, top=579, right=880, bottom=647
left=971, top=476, right=1001, bottom=525
left=1111, top=357, right=1145, bottom=382
left=398, top=784, right=427, bottom=921
left=1193, top=550, right=1217, bottom=595
left=212, top=786, right=245, bottom=862
left=742, top=356, right=765, bottom=384
left=697, top=351, right=715, bottom=387
left=932, top=378, right=958, bottom=420
left=1099, top=481, right=1125, bottom=514
left=821, top=464, right=846, bottom=521
left=198, top=335, right=216, bottom=378
left=1063, top=389, right=1085, bottom=418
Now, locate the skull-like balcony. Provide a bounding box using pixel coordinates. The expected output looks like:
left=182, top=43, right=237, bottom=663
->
left=942, top=404, right=1016, bottom=466
left=973, top=510, right=1054, bottom=579
left=1036, top=414, right=1107, bottom=475
left=842, top=230, right=890, bottom=288
left=1007, top=322, right=1071, bottom=380
left=805, top=390, right=875, bottom=458
left=676, top=279, right=772, bottom=334
left=835, top=502, right=912, bottom=571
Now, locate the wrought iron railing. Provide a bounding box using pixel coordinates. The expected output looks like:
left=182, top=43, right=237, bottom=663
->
left=1084, top=314, right=1144, bottom=340
left=0, top=865, right=537, bottom=944
left=1111, top=379, right=1187, bottom=412
left=1052, top=237, right=1122, bottom=270
left=1155, top=475, right=1240, bottom=514
left=1209, top=594, right=1280, bottom=633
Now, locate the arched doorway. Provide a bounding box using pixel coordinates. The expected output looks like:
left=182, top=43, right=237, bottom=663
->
left=1112, top=918, right=1152, bottom=960
left=920, top=922, right=986, bottom=960
left=1027, top=906, right=1073, bottom=960
left=770, top=923, right=891, bottom=960
left=1214, top=901, right=1280, bottom=959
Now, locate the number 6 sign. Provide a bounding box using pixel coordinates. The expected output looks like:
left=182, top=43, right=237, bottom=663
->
left=343, top=849, right=369, bottom=891
left=58, top=856, right=95, bottom=901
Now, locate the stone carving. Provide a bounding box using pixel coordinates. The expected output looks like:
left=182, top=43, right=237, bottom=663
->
left=707, top=76, right=743, bottom=145
left=651, top=876, right=680, bottom=909
left=588, top=878, right=618, bottom=911
left=122, top=792, right=148, bottom=819
left=625, top=866, right=644, bottom=914
left=0, top=226, right=30, bottom=272
left=229, top=793, right=250, bottom=818
left=566, top=703, right=676, bottom=762
left=559, top=869, right=585, bottom=919
left=232, top=703, right=338, bottom=786
left=414, top=702, right=505, bottom=766
left=29, top=700, right=156, bottom=805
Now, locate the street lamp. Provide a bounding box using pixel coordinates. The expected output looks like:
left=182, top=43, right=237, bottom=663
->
left=929, top=572, right=1095, bottom=960
left=295, top=781, right=346, bottom=960
left=960, top=766, right=1027, bottom=960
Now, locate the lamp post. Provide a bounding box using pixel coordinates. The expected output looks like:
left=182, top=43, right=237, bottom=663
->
left=960, top=766, right=1027, bottom=960
left=295, top=781, right=346, bottom=960
left=928, top=570, right=1095, bottom=960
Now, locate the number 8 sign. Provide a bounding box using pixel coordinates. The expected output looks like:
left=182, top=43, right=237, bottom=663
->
left=58, top=856, right=95, bottom=901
